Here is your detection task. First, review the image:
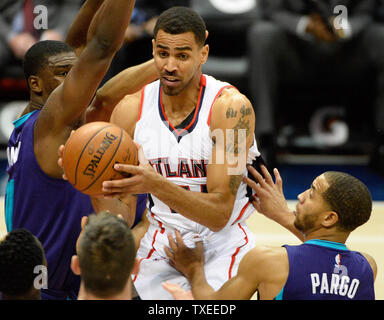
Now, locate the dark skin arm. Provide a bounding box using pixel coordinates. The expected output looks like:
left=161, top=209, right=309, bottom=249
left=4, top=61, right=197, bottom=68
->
left=86, top=59, right=157, bottom=123
left=34, top=0, right=136, bottom=179
left=64, top=0, right=157, bottom=123
left=65, top=0, right=104, bottom=56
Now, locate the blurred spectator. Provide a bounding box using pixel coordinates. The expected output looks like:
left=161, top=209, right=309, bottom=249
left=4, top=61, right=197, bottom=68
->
left=0, top=228, right=46, bottom=300
left=248, top=0, right=384, bottom=167
left=0, top=0, right=81, bottom=74
left=101, top=0, right=190, bottom=84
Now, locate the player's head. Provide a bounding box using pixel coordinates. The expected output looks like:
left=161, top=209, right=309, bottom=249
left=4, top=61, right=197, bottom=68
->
left=294, top=171, right=372, bottom=235
left=71, top=212, right=138, bottom=299
left=23, top=40, right=77, bottom=101
left=0, top=229, right=46, bottom=300
left=152, top=6, right=209, bottom=96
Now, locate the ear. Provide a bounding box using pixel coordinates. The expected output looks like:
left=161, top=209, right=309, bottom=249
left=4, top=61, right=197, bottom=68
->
left=28, top=76, right=43, bottom=94
left=322, top=211, right=339, bottom=228
left=200, top=44, right=209, bottom=65
left=81, top=216, right=88, bottom=230
left=71, top=255, right=81, bottom=276
left=152, top=38, right=156, bottom=57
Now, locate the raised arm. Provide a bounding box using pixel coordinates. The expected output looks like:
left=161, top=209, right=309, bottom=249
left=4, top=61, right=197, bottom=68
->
left=65, top=1, right=157, bottom=123
left=86, top=59, right=157, bottom=123
left=35, top=0, right=136, bottom=178
left=65, top=0, right=104, bottom=56
left=54, top=0, right=135, bottom=126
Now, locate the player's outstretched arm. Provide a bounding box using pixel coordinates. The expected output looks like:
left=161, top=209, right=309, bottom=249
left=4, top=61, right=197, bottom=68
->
left=86, top=59, right=158, bottom=123
left=65, top=0, right=104, bottom=56
left=48, top=0, right=136, bottom=127
left=244, top=164, right=304, bottom=242
left=35, top=0, right=136, bottom=178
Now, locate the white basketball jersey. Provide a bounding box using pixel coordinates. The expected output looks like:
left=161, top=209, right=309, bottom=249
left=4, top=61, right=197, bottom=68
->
left=134, top=74, right=259, bottom=236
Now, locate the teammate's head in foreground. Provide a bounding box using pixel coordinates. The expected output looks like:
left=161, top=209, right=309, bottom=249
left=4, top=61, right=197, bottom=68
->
left=294, top=171, right=372, bottom=241
left=0, top=229, right=46, bottom=300
left=23, top=40, right=77, bottom=103
left=152, top=6, right=209, bottom=96
left=71, top=212, right=138, bottom=300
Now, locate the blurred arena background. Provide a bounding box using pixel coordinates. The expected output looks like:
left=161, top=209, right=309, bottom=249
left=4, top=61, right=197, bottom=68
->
left=0, top=0, right=383, bottom=299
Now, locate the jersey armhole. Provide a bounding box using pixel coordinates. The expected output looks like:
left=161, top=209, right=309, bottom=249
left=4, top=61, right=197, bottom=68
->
left=137, top=85, right=146, bottom=122
left=206, top=85, right=235, bottom=127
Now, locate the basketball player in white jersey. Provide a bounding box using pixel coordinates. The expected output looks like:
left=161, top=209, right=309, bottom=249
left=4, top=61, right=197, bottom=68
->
left=101, top=6, right=261, bottom=300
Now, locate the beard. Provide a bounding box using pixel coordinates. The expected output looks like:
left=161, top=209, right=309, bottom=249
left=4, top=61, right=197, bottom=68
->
left=161, top=83, right=183, bottom=96
left=160, top=72, right=196, bottom=97
left=294, top=213, right=317, bottom=234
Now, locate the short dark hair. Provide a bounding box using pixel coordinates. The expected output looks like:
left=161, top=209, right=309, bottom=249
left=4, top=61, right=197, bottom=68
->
left=0, top=229, right=44, bottom=296
left=23, top=40, right=74, bottom=83
left=322, top=171, right=372, bottom=232
left=154, top=6, right=207, bottom=46
left=78, top=212, right=136, bottom=298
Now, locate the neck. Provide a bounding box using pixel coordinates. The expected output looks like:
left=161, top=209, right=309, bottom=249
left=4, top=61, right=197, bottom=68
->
left=77, top=281, right=132, bottom=300
left=303, top=230, right=350, bottom=244
left=19, top=96, right=45, bottom=118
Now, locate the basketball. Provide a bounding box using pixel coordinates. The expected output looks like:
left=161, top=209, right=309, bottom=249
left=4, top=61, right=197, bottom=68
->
left=62, top=121, right=138, bottom=195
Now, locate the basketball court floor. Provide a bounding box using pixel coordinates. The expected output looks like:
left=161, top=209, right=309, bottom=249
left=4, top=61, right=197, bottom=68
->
left=1, top=198, right=383, bottom=300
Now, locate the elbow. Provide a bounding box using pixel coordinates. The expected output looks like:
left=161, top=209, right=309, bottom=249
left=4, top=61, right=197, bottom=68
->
left=209, top=224, right=226, bottom=233
left=94, top=88, right=107, bottom=107
left=208, top=208, right=232, bottom=232
left=91, top=35, right=122, bottom=59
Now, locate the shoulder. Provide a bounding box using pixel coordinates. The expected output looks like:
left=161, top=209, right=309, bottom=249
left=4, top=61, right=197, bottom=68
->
left=210, top=87, right=254, bottom=131
left=360, top=251, right=377, bottom=280
left=240, top=245, right=288, bottom=274
left=212, top=87, right=252, bottom=118
left=250, top=245, right=288, bottom=261
left=110, top=91, right=142, bottom=137
left=113, top=90, right=142, bottom=113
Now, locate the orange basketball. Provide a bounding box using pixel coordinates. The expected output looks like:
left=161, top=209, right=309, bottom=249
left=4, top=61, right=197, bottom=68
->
left=62, top=121, right=138, bottom=195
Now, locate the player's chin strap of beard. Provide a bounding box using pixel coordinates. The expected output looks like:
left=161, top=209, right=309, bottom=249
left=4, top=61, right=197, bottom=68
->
left=246, top=148, right=267, bottom=199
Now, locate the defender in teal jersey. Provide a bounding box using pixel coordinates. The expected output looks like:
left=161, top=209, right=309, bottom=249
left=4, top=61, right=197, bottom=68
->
left=4, top=0, right=156, bottom=299
left=163, top=167, right=377, bottom=300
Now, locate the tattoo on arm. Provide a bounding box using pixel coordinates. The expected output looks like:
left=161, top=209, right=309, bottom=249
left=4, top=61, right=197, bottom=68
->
left=225, top=105, right=252, bottom=155
left=229, top=174, right=243, bottom=195
left=226, top=107, right=237, bottom=118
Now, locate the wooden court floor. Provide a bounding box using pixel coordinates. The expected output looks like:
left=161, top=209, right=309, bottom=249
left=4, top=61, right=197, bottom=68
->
left=1, top=198, right=383, bottom=300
